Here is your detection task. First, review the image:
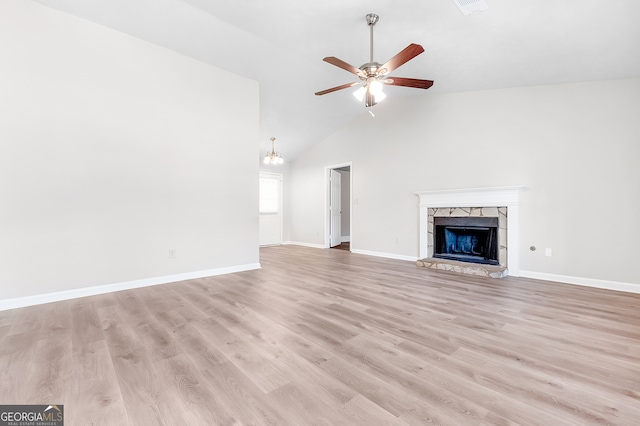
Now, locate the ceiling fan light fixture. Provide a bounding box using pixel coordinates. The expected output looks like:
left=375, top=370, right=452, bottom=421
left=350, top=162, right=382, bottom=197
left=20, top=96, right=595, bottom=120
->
left=354, top=79, right=385, bottom=105
left=369, top=79, right=384, bottom=97
left=353, top=85, right=367, bottom=102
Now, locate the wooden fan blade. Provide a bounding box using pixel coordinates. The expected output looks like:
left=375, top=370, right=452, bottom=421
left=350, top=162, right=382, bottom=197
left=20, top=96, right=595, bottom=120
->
left=384, top=77, right=434, bottom=90
left=323, top=57, right=365, bottom=77
left=379, top=44, right=425, bottom=75
left=315, top=82, right=360, bottom=96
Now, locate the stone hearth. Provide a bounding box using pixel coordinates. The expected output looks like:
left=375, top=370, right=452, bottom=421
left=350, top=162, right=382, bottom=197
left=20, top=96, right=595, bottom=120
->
left=416, top=258, right=508, bottom=278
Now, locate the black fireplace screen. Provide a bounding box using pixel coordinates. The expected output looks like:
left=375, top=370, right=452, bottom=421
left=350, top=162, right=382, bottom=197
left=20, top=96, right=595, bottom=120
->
left=434, top=216, right=499, bottom=265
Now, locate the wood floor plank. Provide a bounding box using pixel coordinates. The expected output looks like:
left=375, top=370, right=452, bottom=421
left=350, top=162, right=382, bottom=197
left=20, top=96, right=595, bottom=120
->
left=452, top=346, right=640, bottom=425
left=340, top=334, right=487, bottom=425
left=200, top=361, right=288, bottom=425
left=0, top=330, right=43, bottom=402
left=99, top=309, right=184, bottom=425
left=68, top=340, right=129, bottom=425
left=172, top=322, right=228, bottom=369
left=71, top=299, right=104, bottom=347
left=155, top=353, right=239, bottom=425
left=341, top=394, right=408, bottom=425
left=310, top=341, right=476, bottom=425
left=190, top=317, right=291, bottom=394
left=27, top=335, right=73, bottom=405
left=1, top=244, right=639, bottom=425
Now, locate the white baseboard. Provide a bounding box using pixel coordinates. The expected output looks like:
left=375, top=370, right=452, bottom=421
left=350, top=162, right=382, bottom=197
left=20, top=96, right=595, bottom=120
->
left=350, top=249, right=418, bottom=262
left=282, top=241, right=325, bottom=249
left=341, top=235, right=351, bottom=243
left=519, top=270, right=640, bottom=294
left=283, top=242, right=417, bottom=262
left=0, top=263, right=261, bottom=312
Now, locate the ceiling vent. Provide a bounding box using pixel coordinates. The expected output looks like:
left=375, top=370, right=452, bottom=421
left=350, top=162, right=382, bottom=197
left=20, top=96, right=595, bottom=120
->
left=453, top=0, right=488, bottom=15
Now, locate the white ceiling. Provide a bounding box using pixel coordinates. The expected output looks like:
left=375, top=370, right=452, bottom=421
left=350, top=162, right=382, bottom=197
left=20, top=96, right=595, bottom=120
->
left=33, top=0, right=640, bottom=160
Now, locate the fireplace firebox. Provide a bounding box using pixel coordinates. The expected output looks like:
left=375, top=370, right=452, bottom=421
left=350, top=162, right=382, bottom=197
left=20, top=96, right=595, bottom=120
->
left=434, top=216, right=499, bottom=265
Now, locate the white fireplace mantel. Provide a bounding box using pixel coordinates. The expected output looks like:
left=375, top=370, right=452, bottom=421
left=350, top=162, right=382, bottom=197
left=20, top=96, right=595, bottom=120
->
left=415, top=186, right=524, bottom=276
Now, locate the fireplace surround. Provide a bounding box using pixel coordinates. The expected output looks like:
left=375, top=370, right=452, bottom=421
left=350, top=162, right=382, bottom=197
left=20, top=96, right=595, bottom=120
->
left=415, top=186, right=523, bottom=277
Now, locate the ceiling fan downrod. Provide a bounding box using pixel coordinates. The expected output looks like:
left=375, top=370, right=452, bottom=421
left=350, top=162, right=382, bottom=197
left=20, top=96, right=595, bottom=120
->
left=366, top=13, right=379, bottom=64
left=363, top=13, right=382, bottom=110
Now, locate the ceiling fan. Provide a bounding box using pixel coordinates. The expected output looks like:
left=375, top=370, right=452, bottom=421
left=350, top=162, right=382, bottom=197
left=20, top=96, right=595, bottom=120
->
left=315, top=13, right=434, bottom=109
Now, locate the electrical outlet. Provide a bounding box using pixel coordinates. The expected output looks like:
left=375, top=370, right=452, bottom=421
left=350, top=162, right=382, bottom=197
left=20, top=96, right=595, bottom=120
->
left=169, top=249, right=176, bottom=259
left=545, top=248, right=552, bottom=257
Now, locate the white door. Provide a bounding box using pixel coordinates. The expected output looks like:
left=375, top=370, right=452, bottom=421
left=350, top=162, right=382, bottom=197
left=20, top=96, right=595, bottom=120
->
left=259, top=173, right=282, bottom=246
left=329, top=169, right=341, bottom=247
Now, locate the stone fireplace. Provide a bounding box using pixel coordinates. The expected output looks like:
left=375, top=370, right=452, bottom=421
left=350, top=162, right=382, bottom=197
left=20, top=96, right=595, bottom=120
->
left=415, top=187, right=523, bottom=277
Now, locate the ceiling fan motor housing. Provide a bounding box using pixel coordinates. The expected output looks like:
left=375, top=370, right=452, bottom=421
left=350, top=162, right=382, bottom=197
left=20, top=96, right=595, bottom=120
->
left=359, top=62, right=382, bottom=79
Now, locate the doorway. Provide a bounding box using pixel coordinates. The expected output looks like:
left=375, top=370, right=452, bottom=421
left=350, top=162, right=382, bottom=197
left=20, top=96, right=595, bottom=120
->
left=259, top=172, right=282, bottom=246
left=325, top=163, right=352, bottom=250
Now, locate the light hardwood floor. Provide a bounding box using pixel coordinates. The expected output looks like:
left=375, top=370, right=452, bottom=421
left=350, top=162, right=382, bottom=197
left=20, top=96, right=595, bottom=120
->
left=1, top=245, right=639, bottom=425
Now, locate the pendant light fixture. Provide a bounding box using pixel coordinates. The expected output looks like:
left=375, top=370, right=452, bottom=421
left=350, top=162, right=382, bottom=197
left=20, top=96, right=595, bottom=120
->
left=263, top=137, right=284, bottom=165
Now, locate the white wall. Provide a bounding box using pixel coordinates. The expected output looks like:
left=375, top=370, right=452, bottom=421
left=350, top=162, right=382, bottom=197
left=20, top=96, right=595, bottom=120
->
left=0, top=1, right=260, bottom=301
left=288, top=78, right=640, bottom=287
left=289, top=164, right=326, bottom=245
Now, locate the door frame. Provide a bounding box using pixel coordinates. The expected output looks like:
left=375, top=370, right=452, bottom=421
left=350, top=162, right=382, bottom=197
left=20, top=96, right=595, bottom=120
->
left=324, top=162, right=352, bottom=249
left=259, top=172, right=283, bottom=246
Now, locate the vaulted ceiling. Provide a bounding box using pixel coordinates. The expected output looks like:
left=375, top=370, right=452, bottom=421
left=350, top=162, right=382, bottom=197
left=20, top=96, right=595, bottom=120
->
left=33, top=0, right=640, bottom=160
